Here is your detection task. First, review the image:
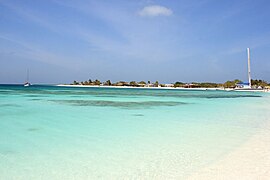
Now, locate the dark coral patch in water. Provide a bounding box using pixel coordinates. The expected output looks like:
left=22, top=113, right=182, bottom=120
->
left=133, top=114, right=144, bottom=116
left=49, top=100, right=187, bottom=109
left=27, top=128, right=40, bottom=132
left=0, top=104, right=21, bottom=107
left=30, top=98, right=42, bottom=101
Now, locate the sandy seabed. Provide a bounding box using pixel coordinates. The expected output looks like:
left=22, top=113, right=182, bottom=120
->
left=58, top=84, right=270, bottom=179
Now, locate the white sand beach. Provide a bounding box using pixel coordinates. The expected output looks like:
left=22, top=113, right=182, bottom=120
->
left=188, top=121, right=270, bottom=180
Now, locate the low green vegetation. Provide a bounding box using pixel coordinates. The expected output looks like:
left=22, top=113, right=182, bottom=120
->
left=251, top=79, right=268, bottom=87
left=70, top=79, right=269, bottom=88
left=223, top=79, right=242, bottom=88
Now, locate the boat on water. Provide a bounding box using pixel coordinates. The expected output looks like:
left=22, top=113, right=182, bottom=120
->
left=24, top=82, right=31, bottom=87
left=232, top=48, right=269, bottom=92
left=24, top=69, right=31, bottom=87
left=233, top=87, right=268, bottom=92
left=234, top=82, right=266, bottom=92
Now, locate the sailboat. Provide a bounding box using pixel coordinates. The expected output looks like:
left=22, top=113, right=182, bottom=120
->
left=234, top=48, right=268, bottom=92
left=24, top=69, right=31, bottom=87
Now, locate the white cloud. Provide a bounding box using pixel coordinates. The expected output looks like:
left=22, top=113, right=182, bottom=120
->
left=138, top=5, right=173, bottom=17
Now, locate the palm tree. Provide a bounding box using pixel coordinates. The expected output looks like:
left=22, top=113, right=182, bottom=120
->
left=105, top=80, right=112, bottom=86
left=94, top=79, right=101, bottom=85
left=154, top=81, right=159, bottom=87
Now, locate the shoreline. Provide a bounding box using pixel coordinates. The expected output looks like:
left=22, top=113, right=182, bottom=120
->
left=2, top=84, right=267, bottom=92
left=56, top=84, right=223, bottom=91
left=56, top=84, right=270, bottom=92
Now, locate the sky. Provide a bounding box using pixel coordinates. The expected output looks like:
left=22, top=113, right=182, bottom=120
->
left=0, top=0, right=270, bottom=84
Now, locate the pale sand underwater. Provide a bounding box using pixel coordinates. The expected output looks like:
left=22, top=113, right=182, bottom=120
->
left=188, top=126, right=270, bottom=179
left=188, top=101, right=270, bottom=180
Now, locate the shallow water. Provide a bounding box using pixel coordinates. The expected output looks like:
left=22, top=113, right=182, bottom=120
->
left=0, top=85, right=269, bottom=179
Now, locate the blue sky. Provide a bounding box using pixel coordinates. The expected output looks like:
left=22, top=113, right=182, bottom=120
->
left=0, top=0, right=270, bottom=84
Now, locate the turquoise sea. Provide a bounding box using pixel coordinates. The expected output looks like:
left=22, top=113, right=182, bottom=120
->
left=0, top=85, right=269, bottom=179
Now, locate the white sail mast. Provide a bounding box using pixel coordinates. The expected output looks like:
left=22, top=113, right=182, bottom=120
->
left=247, top=48, right=251, bottom=88
left=27, top=69, right=29, bottom=82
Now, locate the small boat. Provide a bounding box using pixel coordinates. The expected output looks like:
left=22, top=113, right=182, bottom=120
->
left=24, top=69, right=31, bottom=87
left=24, top=82, right=31, bottom=87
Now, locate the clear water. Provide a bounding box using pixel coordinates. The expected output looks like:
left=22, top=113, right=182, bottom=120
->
left=0, top=85, right=269, bottom=179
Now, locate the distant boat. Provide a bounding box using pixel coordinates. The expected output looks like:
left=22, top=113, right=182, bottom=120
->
left=24, top=69, right=31, bottom=87
left=235, top=48, right=252, bottom=90
left=24, top=82, right=30, bottom=87
left=234, top=48, right=269, bottom=92
left=234, top=48, right=255, bottom=91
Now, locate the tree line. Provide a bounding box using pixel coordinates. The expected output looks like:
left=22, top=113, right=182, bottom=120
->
left=72, top=79, right=160, bottom=87
left=71, top=79, right=270, bottom=88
